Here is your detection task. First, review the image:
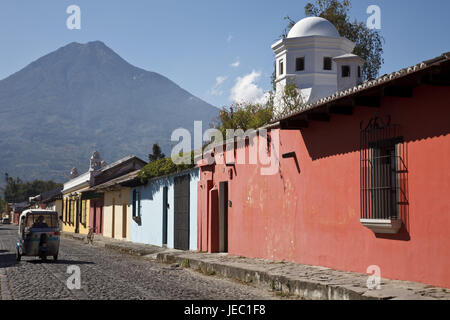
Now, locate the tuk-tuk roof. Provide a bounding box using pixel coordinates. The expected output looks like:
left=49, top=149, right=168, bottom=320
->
left=19, top=209, right=58, bottom=219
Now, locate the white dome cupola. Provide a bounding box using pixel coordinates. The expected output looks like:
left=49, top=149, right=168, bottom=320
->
left=272, top=16, right=364, bottom=114
left=287, top=17, right=340, bottom=39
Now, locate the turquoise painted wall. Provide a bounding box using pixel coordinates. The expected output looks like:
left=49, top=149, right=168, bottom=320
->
left=130, top=168, right=199, bottom=251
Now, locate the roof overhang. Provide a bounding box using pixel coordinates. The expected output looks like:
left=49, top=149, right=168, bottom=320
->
left=274, top=52, right=450, bottom=129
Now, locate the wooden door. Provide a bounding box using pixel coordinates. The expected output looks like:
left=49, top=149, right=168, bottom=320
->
left=122, top=202, right=127, bottom=239
left=218, top=182, right=228, bottom=253
left=112, top=197, right=115, bottom=238
left=162, top=187, right=168, bottom=246
left=174, top=175, right=190, bottom=250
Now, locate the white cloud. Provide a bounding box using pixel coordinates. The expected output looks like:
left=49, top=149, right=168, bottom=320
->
left=230, top=70, right=268, bottom=104
left=230, top=59, right=240, bottom=68
left=209, top=76, right=227, bottom=96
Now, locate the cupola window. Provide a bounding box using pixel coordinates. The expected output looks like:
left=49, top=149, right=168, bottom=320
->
left=342, top=65, right=351, bottom=78
left=279, top=60, right=284, bottom=76
left=296, top=57, right=305, bottom=71
left=323, top=57, right=332, bottom=71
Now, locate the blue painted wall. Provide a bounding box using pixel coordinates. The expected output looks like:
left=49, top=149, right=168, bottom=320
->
left=130, top=168, right=199, bottom=251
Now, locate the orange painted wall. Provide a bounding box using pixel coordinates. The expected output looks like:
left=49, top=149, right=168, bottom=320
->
left=199, top=85, right=450, bottom=288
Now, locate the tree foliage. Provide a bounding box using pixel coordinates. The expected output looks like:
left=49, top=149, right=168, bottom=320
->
left=138, top=153, right=195, bottom=184
left=1, top=173, right=63, bottom=203
left=148, top=143, right=166, bottom=163
left=280, top=0, right=384, bottom=81
left=280, top=83, right=304, bottom=116
left=217, top=103, right=274, bottom=137
left=216, top=81, right=306, bottom=134
left=0, top=197, right=6, bottom=214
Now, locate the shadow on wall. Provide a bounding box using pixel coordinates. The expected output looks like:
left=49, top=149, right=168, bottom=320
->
left=301, top=87, right=450, bottom=161
left=297, top=87, right=450, bottom=242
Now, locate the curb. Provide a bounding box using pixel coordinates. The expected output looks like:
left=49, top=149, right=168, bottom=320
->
left=60, top=232, right=161, bottom=256
left=155, top=252, right=376, bottom=300
left=60, top=232, right=446, bottom=300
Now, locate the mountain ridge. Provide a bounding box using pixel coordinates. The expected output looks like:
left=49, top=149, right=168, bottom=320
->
left=0, top=41, right=219, bottom=183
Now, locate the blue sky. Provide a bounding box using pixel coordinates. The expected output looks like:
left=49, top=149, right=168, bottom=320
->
left=0, top=0, right=449, bottom=108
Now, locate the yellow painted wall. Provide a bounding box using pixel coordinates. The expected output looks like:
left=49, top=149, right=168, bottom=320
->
left=62, top=187, right=91, bottom=235
left=102, top=187, right=130, bottom=241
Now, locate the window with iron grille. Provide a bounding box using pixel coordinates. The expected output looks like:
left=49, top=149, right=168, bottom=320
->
left=68, top=199, right=71, bottom=224
left=71, top=199, right=75, bottom=224
left=65, top=199, right=68, bottom=222
left=360, top=116, right=408, bottom=225
left=82, top=200, right=87, bottom=226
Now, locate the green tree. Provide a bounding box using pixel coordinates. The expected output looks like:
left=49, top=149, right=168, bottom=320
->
left=217, top=102, right=274, bottom=137
left=280, top=0, right=384, bottom=82
left=148, top=143, right=166, bottom=163
left=0, top=197, right=6, bottom=213
left=2, top=173, right=63, bottom=203
left=138, top=152, right=195, bottom=184
left=216, top=81, right=306, bottom=133
left=280, top=82, right=304, bottom=116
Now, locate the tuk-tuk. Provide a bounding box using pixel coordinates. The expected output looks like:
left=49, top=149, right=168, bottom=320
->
left=16, top=209, right=60, bottom=261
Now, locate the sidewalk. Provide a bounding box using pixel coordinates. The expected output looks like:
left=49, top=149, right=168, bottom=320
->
left=61, top=231, right=450, bottom=300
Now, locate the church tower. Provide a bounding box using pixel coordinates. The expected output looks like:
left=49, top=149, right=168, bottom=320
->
left=272, top=17, right=364, bottom=113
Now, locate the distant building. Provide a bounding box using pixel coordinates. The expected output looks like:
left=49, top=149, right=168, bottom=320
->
left=129, top=168, right=200, bottom=251
left=8, top=202, right=30, bottom=224
left=77, top=154, right=147, bottom=237
left=29, top=188, right=63, bottom=222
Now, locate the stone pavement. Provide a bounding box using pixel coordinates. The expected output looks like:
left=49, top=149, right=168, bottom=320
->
left=1, top=225, right=279, bottom=300
left=61, top=231, right=450, bottom=300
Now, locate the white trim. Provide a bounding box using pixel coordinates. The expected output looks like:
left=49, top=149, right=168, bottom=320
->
left=360, top=219, right=402, bottom=234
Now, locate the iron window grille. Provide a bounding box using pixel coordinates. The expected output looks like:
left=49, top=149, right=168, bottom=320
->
left=360, top=116, right=409, bottom=223
left=69, top=199, right=71, bottom=224
left=65, top=199, right=68, bottom=222
left=71, top=199, right=75, bottom=225
left=82, top=200, right=87, bottom=226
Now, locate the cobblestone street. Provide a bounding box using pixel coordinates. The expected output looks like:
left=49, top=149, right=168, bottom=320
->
left=0, top=225, right=277, bottom=300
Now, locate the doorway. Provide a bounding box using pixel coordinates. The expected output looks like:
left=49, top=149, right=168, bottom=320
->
left=112, top=197, right=115, bottom=238
left=162, top=186, right=168, bottom=246
left=122, top=202, right=127, bottom=239
left=218, top=182, right=229, bottom=253
left=174, top=175, right=190, bottom=250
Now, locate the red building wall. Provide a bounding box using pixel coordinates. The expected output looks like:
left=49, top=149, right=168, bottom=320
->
left=198, top=85, right=450, bottom=288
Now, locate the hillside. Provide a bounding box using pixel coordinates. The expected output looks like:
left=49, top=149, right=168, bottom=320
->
left=0, top=41, right=218, bottom=182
